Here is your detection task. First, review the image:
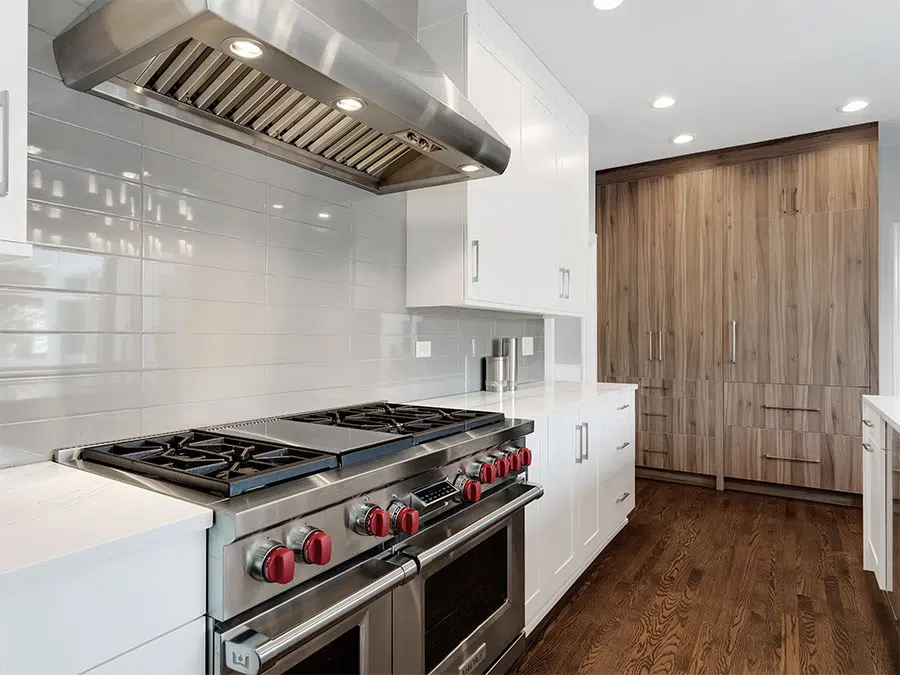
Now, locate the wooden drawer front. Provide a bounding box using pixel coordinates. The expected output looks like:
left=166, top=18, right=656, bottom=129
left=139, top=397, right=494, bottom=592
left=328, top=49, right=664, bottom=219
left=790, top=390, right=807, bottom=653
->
left=862, top=402, right=886, bottom=449
left=639, top=396, right=715, bottom=437
left=637, top=433, right=716, bottom=476
left=639, top=378, right=717, bottom=399
left=725, top=427, right=861, bottom=493
left=725, top=383, right=864, bottom=436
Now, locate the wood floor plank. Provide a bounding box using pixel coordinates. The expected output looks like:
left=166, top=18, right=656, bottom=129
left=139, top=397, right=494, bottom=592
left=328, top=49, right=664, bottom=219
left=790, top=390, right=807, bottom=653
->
left=515, top=479, right=899, bottom=675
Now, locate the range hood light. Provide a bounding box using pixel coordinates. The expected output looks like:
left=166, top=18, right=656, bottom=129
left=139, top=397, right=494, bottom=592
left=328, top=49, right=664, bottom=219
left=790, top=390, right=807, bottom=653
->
left=459, top=164, right=482, bottom=173
left=225, top=38, right=264, bottom=59
left=334, top=97, right=365, bottom=112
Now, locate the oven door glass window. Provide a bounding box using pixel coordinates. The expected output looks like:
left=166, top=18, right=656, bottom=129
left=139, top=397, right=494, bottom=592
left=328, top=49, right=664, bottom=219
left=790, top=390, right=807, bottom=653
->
left=286, top=626, right=360, bottom=675
left=424, top=529, right=508, bottom=672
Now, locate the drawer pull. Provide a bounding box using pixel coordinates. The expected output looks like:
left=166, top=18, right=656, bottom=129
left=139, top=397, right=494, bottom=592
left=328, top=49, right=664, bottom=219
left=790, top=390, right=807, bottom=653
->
left=644, top=449, right=669, bottom=455
left=764, top=454, right=820, bottom=464
left=616, top=492, right=631, bottom=504
left=863, top=442, right=877, bottom=453
left=643, top=386, right=668, bottom=391
left=616, top=441, right=631, bottom=451
left=642, top=412, right=669, bottom=418
left=863, top=419, right=875, bottom=428
left=616, top=404, right=631, bottom=411
left=761, top=405, right=820, bottom=413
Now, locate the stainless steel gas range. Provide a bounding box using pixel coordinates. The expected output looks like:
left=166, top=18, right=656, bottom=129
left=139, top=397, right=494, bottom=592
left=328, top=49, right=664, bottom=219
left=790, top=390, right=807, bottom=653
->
left=55, top=402, right=542, bottom=675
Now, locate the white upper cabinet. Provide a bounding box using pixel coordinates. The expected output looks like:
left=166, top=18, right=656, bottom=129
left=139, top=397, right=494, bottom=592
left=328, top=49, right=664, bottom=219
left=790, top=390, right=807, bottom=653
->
left=407, top=0, right=588, bottom=316
left=0, top=0, right=30, bottom=259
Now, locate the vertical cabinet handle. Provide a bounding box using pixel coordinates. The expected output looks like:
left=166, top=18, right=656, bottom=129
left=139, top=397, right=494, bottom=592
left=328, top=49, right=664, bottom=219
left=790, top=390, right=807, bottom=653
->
left=792, top=188, right=798, bottom=214
left=781, top=189, right=786, bottom=214
left=583, top=422, right=590, bottom=459
left=564, top=269, right=571, bottom=299
left=575, top=423, right=583, bottom=464
left=0, top=91, right=8, bottom=198
left=472, top=240, right=480, bottom=282
left=730, top=321, right=737, bottom=364
left=657, top=331, right=663, bottom=362
left=559, top=268, right=565, bottom=299
left=648, top=332, right=654, bottom=361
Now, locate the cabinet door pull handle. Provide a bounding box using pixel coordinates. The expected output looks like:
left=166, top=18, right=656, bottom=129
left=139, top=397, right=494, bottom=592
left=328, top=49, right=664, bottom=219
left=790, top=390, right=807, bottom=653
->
left=792, top=187, right=799, bottom=214
left=0, top=91, right=8, bottom=198
left=781, top=188, right=787, bottom=214
left=642, top=412, right=669, bottom=418
left=648, top=332, right=654, bottom=361
left=761, top=405, right=821, bottom=413
left=644, top=449, right=669, bottom=455
left=863, top=442, right=877, bottom=454
left=863, top=419, right=875, bottom=428
left=583, top=422, right=590, bottom=459
left=575, top=423, right=583, bottom=464
left=730, top=321, right=737, bottom=364
left=764, top=454, right=820, bottom=464
left=558, top=268, right=565, bottom=299
left=472, top=240, right=480, bottom=282
left=616, top=441, right=631, bottom=451
left=616, top=404, right=631, bottom=411
left=643, top=385, right=668, bottom=391
left=657, top=331, right=663, bottom=362
left=616, top=492, right=631, bottom=504
left=565, top=269, right=571, bottom=299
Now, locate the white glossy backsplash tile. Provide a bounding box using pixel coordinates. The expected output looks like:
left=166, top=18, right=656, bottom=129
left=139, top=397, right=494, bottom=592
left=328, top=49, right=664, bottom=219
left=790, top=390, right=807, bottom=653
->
left=0, top=10, right=546, bottom=465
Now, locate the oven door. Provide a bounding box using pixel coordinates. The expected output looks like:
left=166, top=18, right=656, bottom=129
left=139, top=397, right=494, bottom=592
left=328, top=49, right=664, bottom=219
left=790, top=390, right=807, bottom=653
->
left=215, top=556, right=416, bottom=675
left=393, top=481, right=543, bottom=675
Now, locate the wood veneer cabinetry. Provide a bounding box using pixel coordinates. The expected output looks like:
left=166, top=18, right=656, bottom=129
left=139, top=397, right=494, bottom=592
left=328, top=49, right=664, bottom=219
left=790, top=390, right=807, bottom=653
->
left=597, top=124, right=878, bottom=495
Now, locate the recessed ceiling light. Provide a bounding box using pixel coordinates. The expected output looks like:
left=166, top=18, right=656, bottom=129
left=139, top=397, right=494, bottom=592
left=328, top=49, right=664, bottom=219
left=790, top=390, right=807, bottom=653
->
left=272, top=204, right=284, bottom=210
left=839, top=99, right=869, bottom=113
left=318, top=212, right=331, bottom=219
left=459, top=164, right=482, bottom=173
left=652, top=96, right=676, bottom=109
left=593, top=0, right=625, bottom=9
left=671, top=134, right=694, bottom=145
left=334, top=97, right=365, bottom=112
left=225, top=38, right=264, bottom=59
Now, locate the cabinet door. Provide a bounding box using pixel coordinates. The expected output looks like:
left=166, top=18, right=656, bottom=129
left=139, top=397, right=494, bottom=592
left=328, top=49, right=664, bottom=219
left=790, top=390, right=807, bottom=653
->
left=559, top=124, right=588, bottom=312
left=863, top=431, right=890, bottom=589
left=542, top=406, right=580, bottom=593
left=0, top=0, right=27, bottom=256
left=524, top=416, right=548, bottom=631
left=638, top=175, right=675, bottom=379
left=794, top=144, right=875, bottom=214
left=726, top=210, right=871, bottom=385
left=466, top=30, right=523, bottom=305
left=597, top=181, right=640, bottom=380
left=576, top=402, right=604, bottom=556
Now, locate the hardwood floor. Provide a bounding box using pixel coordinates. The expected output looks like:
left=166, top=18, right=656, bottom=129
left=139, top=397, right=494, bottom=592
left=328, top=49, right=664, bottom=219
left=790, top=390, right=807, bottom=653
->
left=515, top=479, right=899, bottom=675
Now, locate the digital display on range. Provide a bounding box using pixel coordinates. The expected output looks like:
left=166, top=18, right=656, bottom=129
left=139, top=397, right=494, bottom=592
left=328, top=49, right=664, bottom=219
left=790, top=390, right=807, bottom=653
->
left=411, top=479, right=458, bottom=508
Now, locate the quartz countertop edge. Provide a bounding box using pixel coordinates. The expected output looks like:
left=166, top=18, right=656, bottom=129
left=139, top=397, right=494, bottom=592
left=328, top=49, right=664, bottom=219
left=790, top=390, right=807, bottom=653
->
left=863, top=395, right=900, bottom=433
left=0, top=462, right=213, bottom=592
left=413, top=381, right=637, bottom=418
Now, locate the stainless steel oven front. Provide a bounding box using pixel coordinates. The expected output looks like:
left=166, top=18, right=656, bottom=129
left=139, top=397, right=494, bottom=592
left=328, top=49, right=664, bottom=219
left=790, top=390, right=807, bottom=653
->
left=392, top=481, right=539, bottom=675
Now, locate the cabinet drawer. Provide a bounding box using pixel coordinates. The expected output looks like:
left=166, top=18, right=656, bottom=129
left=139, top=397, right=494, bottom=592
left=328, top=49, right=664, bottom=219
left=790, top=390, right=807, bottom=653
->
left=862, top=402, right=886, bottom=449
left=725, top=383, right=864, bottom=436
left=725, top=427, right=861, bottom=493
left=639, top=379, right=717, bottom=399
left=639, top=396, right=715, bottom=437
left=602, top=464, right=635, bottom=528
left=602, top=416, right=635, bottom=478
left=637, top=432, right=716, bottom=476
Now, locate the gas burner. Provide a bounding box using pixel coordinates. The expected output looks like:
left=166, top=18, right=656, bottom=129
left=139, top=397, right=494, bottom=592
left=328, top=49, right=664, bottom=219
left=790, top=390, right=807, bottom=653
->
left=81, top=431, right=337, bottom=496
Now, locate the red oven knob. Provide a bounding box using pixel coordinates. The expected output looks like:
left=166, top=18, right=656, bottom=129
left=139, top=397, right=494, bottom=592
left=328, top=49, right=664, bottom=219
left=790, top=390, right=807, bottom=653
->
left=468, top=460, right=497, bottom=484
left=249, top=544, right=295, bottom=584
left=493, top=457, right=509, bottom=478
left=392, top=505, right=420, bottom=535
left=365, top=507, right=391, bottom=537
left=507, top=452, right=522, bottom=473
left=302, top=531, right=332, bottom=566
left=454, top=475, right=482, bottom=503
left=518, top=447, right=533, bottom=467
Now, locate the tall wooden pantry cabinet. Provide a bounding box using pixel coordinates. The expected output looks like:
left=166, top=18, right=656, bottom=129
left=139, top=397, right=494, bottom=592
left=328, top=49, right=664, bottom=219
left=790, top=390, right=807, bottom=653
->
left=597, top=124, right=878, bottom=496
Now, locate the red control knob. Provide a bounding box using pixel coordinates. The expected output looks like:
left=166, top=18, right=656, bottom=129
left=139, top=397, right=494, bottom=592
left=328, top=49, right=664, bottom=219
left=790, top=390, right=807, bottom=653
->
left=493, top=457, right=509, bottom=478
left=479, top=462, right=497, bottom=484
left=301, top=531, right=332, bottom=566
left=262, top=546, right=295, bottom=584
left=365, top=507, right=391, bottom=537
left=461, top=479, right=481, bottom=503
left=395, top=507, right=420, bottom=535
left=507, top=452, right=522, bottom=473
left=518, top=447, right=533, bottom=467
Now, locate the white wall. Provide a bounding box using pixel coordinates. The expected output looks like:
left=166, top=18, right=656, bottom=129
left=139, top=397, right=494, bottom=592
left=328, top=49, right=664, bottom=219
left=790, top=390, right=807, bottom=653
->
left=879, top=121, right=900, bottom=395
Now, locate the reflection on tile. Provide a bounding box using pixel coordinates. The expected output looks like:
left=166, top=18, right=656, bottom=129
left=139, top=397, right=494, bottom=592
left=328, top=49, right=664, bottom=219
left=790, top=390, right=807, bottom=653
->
left=143, top=366, right=267, bottom=407
left=28, top=201, right=141, bottom=255
left=143, top=298, right=266, bottom=334
left=267, top=276, right=350, bottom=309
left=143, top=223, right=267, bottom=274
left=0, top=245, right=141, bottom=295
left=143, top=261, right=266, bottom=304
left=352, top=311, right=413, bottom=336
left=0, top=289, right=141, bottom=333
left=0, top=333, right=141, bottom=376
left=0, top=372, right=142, bottom=424
left=354, top=235, right=405, bottom=268
left=267, top=245, right=351, bottom=284
left=267, top=334, right=349, bottom=365
left=144, top=188, right=267, bottom=243
left=29, top=114, right=142, bottom=179
left=0, top=410, right=143, bottom=461
left=28, top=159, right=142, bottom=218
left=144, top=334, right=266, bottom=370
left=267, top=188, right=352, bottom=232
left=268, top=216, right=352, bottom=257
left=354, top=261, right=404, bottom=289
left=351, top=335, right=412, bottom=361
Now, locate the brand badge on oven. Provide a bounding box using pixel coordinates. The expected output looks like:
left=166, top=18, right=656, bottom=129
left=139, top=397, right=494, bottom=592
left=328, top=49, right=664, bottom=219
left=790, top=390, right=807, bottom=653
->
left=459, top=643, right=488, bottom=675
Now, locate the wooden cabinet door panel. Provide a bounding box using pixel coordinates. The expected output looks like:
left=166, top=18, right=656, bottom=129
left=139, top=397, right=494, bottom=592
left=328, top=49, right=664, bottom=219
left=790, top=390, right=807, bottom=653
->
left=637, top=432, right=716, bottom=475
left=725, top=383, right=865, bottom=436
left=795, top=144, right=875, bottom=214
left=639, top=396, right=716, bottom=437
left=597, top=182, right=640, bottom=380
left=725, top=427, right=861, bottom=493
left=638, top=378, right=718, bottom=399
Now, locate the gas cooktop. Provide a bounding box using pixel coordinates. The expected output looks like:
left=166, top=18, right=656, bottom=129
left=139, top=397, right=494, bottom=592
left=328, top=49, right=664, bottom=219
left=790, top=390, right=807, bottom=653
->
left=77, top=403, right=506, bottom=497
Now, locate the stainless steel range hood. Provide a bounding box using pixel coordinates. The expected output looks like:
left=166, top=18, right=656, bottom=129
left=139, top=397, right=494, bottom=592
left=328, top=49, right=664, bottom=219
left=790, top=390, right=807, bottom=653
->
left=53, top=0, right=511, bottom=194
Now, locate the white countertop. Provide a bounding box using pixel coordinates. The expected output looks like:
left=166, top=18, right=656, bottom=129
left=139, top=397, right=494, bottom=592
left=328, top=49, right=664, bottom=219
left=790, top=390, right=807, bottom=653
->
left=414, top=381, right=637, bottom=419
left=863, top=395, right=900, bottom=433
left=1, top=462, right=212, bottom=592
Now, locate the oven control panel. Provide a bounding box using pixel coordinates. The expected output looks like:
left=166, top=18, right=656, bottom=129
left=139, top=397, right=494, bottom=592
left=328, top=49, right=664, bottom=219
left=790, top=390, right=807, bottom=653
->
left=409, top=479, right=458, bottom=511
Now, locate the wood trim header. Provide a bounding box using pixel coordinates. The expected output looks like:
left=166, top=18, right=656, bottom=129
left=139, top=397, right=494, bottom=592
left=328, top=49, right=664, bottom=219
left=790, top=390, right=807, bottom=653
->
left=595, top=122, right=878, bottom=186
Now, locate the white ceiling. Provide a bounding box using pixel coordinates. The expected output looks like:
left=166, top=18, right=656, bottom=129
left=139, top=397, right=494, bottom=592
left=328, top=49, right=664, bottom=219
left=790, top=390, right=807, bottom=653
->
left=487, top=0, right=900, bottom=170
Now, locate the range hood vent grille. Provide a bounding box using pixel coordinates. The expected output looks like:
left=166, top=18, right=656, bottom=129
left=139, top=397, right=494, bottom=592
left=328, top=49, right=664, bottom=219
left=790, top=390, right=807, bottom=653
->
left=126, top=39, right=415, bottom=178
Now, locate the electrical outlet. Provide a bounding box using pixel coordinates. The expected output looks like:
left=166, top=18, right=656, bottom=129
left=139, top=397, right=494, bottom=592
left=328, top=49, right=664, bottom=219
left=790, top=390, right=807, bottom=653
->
left=415, top=341, right=432, bottom=358
left=522, top=337, right=534, bottom=356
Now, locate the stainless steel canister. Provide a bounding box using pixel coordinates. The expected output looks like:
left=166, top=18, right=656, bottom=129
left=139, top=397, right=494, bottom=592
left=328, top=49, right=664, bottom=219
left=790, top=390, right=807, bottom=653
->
left=484, top=356, right=509, bottom=392
left=492, top=337, right=518, bottom=390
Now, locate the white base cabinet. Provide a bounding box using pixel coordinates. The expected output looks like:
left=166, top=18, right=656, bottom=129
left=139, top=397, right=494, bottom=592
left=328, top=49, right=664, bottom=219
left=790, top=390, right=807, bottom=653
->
left=863, top=402, right=891, bottom=590
left=525, top=390, right=636, bottom=632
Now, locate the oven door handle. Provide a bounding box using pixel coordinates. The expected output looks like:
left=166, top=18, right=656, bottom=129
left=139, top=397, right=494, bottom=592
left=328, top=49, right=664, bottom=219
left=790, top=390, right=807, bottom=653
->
left=222, top=561, right=415, bottom=675
left=412, top=482, right=544, bottom=572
